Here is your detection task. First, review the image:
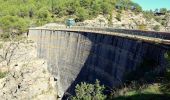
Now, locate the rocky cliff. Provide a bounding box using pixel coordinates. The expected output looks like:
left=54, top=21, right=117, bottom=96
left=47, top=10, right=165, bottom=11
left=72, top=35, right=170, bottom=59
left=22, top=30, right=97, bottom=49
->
left=0, top=42, right=58, bottom=100
left=77, top=11, right=169, bottom=32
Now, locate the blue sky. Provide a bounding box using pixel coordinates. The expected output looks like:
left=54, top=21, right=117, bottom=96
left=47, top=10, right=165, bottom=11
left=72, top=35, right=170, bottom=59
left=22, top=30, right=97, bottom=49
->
left=132, top=0, right=170, bottom=10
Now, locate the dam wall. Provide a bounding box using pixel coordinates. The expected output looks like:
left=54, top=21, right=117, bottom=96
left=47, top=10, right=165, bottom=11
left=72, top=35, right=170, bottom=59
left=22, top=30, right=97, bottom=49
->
left=29, top=29, right=167, bottom=97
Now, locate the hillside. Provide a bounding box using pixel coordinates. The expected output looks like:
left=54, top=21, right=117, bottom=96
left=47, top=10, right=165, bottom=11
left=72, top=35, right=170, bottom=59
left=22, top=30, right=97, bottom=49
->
left=78, top=10, right=167, bottom=31
left=0, top=41, right=58, bottom=100
left=0, top=0, right=142, bottom=37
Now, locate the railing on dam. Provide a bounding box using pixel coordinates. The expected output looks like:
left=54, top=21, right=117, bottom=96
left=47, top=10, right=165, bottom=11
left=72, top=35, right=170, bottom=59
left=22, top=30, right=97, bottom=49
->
left=29, top=25, right=170, bottom=45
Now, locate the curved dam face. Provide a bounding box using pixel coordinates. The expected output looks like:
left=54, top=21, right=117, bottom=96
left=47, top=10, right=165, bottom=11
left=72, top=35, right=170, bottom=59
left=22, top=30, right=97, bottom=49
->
left=29, top=29, right=167, bottom=97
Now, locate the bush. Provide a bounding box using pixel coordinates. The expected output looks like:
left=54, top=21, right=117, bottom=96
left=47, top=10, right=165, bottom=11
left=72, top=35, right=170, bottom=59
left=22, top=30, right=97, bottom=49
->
left=0, top=72, right=8, bottom=79
left=0, top=33, right=10, bottom=41
left=71, top=80, right=107, bottom=100
left=76, top=7, right=89, bottom=21
left=0, top=15, right=29, bottom=34
left=108, top=12, right=113, bottom=26
left=116, top=13, right=121, bottom=21
left=101, top=2, right=112, bottom=14
left=153, top=25, right=160, bottom=31
left=0, top=43, right=3, bottom=49
left=138, top=24, right=147, bottom=30
left=143, top=11, right=155, bottom=21
left=155, top=17, right=162, bottom=23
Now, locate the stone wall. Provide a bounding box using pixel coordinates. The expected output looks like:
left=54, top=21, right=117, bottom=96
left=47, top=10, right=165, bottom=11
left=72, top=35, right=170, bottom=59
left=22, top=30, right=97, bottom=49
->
left=29, top=29, right=167, bottom=98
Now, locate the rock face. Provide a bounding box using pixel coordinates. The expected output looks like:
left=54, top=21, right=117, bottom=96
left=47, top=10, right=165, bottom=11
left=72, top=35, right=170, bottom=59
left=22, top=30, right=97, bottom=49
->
left=29, top=29, right=168, bottom=98
left=77, top=15, right=108, bottom=27
left=0, top=42, right=58, bottom=100
left=77, top=10, right=166, bottom=31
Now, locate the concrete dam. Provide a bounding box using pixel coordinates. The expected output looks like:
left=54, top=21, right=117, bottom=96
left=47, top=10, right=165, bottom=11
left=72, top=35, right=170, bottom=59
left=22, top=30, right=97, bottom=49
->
left=29, top=26, right=170, bottom=97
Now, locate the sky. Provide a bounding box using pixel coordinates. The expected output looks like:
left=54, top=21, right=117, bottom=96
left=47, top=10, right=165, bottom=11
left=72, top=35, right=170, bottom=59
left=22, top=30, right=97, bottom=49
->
left=132, top=0, right=170, bottom=11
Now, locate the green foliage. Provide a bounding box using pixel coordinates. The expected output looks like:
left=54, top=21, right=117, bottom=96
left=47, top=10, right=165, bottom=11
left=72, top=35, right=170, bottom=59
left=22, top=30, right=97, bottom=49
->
left=0, top=15, right=29, bottom=34
left=162, top=14, right=170, bottom=27
left=0, top=72, right=8, bottom=79
left=116, top=13, right=121, bottom=21
left=133, top=3, right=142, bottom=13
left=35, top=7, right=52, bottom=26
left=91, top=1, right=101, bottom=16
left=153, top=25, right=160, bottom=31
left=138, top=24, right=147, bottom=30
left=155, top=17, right=162, bottom=23
left=143, top=10, right=155, bottom=21
left=71, top=80, right=107, bottom=100
left=161, top=21, right=166, bottom=26
left=164, top=51, right=170, bottom=61
left=0, top=0, right=144, bottom=39
left=108, top=12, right=113, bottom=26
left=160, top=8, right=168, bottom=14
left=0, top=33, right=10, bottom=41
left=76, top=7, right=89, bottom=21
left=101, top=1, right=113, bottom=14
left=0, top=43, right=3, bottom=49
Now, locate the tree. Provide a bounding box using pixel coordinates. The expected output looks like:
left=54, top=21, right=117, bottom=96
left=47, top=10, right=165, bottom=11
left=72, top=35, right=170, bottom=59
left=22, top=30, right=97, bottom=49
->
left=0, top=15, right=29, bottom=34
left=80, top=0, right=92, bottom=9
left=108, top=12, right=113, bottom=27
left=101, top=2, right=112, bottom=14
left=153, top=25, right=160, bottom=31
left=66, top=0, right=80, bottom=15
left=76, top=7, right=89, bottom=21
left=154, top=8, right=159, bottom=13
left=71, top=80, right=107, bottom=100
left=161, top=13, right=170, bottom=28
left=130, top=2, right=142, bottom=13
left=36, top=7, right=52, bottom=25
left=143, top=10, right=155, bottom=21
left=91, top=0, right=101, bottom=16
left=160, top=8, right=167, bottom=14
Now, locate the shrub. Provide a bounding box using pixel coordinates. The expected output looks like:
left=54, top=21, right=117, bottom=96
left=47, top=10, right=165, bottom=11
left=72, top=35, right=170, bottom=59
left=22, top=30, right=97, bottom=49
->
left=0, top=15, right=29, bottom=34
left=0, top=43, right=3, bottom=49
left=71, top=80, right=107, bottom=100
left=0, top=72, right=8, bottom=79
left=116, top=13, right=121, bottom=21
left=155, top=17, right=162, bottom=23
left=153, top=25, right=160, bottom=31
left=101, top=2, right=112, bottom=14
left=108, top=12, right=113, bottom=27
left=161, top=21, right=166, bottom=27
left=76, top=7, right=89, bottom=21
left=0, top=33, right=10, bottom=41
left=138, top=24, right=147, bottom=30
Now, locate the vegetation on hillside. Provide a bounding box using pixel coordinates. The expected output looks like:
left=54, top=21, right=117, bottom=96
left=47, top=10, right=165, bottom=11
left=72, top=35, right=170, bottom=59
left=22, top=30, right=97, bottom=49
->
left=71, top=80, right=106, bottom=100
left=0, top=0, right=169, bottom=38
left=0, top=71, right=8, bottom=79
left=0, top=0, right=143, bottom=38
left=143, top=8, right=170, bottom=27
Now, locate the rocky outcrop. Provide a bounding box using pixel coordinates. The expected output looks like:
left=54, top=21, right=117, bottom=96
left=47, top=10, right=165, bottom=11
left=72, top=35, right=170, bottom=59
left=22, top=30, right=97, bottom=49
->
left=77, top=10, right=166, bottom=31
left=0, top=42, right=58, bottom=100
